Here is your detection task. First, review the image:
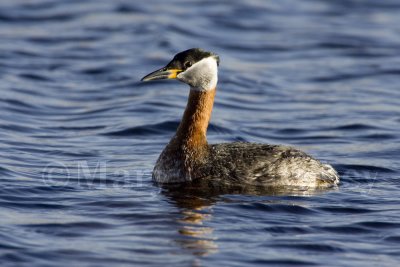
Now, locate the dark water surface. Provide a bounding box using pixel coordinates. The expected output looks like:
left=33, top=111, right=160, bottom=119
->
left=1, top=0, right=400, bottom=266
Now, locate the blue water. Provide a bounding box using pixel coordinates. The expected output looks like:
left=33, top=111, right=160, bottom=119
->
left=1, top=0, right=400, bottom=266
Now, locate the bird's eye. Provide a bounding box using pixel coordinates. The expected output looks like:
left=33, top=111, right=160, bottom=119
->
left=184, top=61, right=192, bottom=69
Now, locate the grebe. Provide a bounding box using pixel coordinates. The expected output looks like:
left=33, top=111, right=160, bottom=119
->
left=141, top=48, right=339, bottom=187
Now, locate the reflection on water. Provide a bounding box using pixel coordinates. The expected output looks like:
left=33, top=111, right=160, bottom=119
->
left=163, top=185, right=219, bottom=257
left=163, top=182, right=337, bottom=257
left=177, top=209, right=217, bottom=256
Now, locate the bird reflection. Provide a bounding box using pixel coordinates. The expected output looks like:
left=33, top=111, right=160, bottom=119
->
left=161, top=180, right=337, bottom=257
left=162, top=182, right=219, bottom=257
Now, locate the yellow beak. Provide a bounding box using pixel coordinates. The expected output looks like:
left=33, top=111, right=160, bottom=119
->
left=141, top=68, right=182, bottom=82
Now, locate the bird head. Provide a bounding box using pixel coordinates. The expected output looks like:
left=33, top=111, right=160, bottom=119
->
left=141, top=48, right=220, bottom=91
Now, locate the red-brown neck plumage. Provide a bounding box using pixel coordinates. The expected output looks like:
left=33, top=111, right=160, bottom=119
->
left=174, top=88, right=216, bottom=149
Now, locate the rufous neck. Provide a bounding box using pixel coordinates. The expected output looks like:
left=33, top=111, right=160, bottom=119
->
left=175, top=87, right=216, bottom=147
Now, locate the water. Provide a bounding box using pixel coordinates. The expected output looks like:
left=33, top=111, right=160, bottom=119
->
left=0, top=0, right=399, bottom=266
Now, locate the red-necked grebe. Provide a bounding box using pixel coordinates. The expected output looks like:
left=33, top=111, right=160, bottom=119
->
left=141, top=48, right=339, bottom=187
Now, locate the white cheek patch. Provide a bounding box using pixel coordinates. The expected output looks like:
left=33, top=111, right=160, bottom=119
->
left=177, top=57, right=218, bottom=91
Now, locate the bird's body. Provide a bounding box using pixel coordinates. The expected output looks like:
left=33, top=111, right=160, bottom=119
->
left=155, top=142, right=338, bottom=187
left=142, top=48, right=339, bottom=188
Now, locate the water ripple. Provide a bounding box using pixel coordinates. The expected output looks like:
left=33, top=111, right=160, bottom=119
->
left=0, top=0, right=399, bottom=266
